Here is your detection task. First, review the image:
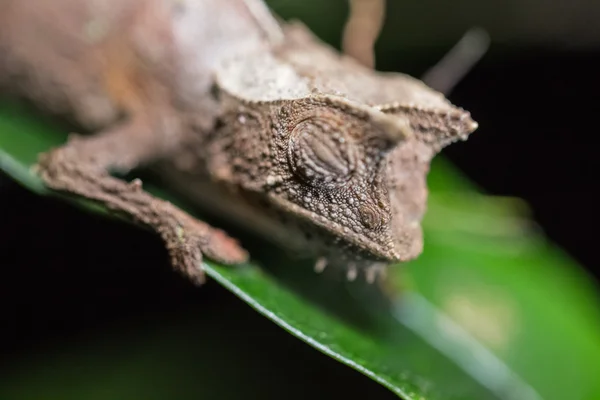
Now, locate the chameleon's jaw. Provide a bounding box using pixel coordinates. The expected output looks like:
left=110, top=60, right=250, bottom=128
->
left=267, top=192, right=408, bottom=262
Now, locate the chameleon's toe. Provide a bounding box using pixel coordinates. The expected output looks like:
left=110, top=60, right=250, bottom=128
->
left=200, top=228, right=249, bottom=266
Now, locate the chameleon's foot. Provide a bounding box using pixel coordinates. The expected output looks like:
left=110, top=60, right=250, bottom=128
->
left=35, top=133, right=248, bottom=285
left=159, top=200, right=249, bottom=284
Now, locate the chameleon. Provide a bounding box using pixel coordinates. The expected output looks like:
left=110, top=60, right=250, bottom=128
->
left=0, top=0, right=478, bottom=284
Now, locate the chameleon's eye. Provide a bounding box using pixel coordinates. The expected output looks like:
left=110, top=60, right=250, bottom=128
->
left=288, top=118, right=357, bottom=186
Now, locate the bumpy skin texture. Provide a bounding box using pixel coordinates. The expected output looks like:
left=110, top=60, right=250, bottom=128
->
left=163, top=22, right=478, bottom=280
left=0, top=0, right=477, bottom=283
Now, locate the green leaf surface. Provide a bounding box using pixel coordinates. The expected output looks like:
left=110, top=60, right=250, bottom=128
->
left=1, top=99, right=600, bottom=400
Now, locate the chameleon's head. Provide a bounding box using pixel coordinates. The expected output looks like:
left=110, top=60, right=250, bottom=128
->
left=206, top=20, right=478, bottom=280
left=209, top=92, right=477, bottom=279
left=264, top=96, right=417, bottom=264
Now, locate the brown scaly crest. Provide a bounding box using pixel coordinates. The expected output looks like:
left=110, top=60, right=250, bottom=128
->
left=206, top=21, right=479, bottom=279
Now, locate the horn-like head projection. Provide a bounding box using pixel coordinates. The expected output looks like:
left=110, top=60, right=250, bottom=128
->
left=208, top=21, right=478, bottom=278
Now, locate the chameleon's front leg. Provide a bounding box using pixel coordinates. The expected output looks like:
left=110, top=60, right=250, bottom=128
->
left=35, top=114, right=248, bottom=284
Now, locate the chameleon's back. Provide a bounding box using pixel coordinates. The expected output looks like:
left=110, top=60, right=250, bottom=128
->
left=0, top=0, right=271, bottom=131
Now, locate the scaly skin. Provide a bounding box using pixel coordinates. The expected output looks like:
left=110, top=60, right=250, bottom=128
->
left=0, top=0, right=478, bottom=283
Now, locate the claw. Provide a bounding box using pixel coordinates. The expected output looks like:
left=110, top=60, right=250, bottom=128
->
left=346, top=263, right=358, bottom=281
left=129, top=178, right=143, bottom=190
left=314, top=257, right=328, bottom=273
left=365, top=262, right=386, bottom=284
left=365, top=266, right=377, bottom=284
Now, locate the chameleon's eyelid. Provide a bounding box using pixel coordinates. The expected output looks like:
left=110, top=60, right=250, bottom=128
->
left=301, top=93, right=414, bottom=145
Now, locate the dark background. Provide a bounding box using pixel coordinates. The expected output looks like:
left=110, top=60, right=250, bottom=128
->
left=441, top=49, right=599, bottom=282
left=435, top=48, right=600, bottom=283
left=1, top=1, right=599, bottom=399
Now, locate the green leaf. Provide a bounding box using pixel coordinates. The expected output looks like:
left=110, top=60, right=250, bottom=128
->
left=1, top=98, right=600, bottom=400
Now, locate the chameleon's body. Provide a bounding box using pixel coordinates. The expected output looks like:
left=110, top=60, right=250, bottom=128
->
left=0, top=0, right=477, bottom=283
